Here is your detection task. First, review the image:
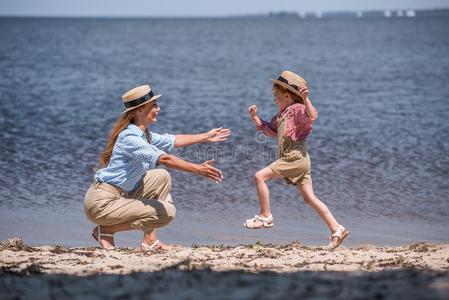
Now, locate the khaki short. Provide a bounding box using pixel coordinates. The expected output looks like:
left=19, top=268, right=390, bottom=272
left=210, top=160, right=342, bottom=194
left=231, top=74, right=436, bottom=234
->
left=84, top=169, right=176, bottom=233
left=269, top=154, right=312, bottom=186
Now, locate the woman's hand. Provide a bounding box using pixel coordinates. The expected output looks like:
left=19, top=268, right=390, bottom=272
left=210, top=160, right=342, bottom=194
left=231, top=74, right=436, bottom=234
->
left=196, top=159, right=223, bottom=183
left=158, top=154, right=223, bottom=183
left=206, top=127, right=231, bottom=143
left=299, top=85, right=309, bottom=101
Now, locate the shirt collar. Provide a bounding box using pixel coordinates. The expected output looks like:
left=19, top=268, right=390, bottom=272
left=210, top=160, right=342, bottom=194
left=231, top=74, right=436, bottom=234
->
left=127, top=123, right=147, bottom=137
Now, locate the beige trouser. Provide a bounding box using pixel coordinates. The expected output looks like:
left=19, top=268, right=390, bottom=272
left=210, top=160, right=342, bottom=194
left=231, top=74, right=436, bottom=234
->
left=84, top=169, right=176, bottom=233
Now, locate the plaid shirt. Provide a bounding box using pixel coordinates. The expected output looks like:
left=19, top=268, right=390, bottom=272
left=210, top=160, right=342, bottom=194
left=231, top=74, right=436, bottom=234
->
left=95, top=124, right=175, bottom=192
left=256, top=103, right=318, bottom=141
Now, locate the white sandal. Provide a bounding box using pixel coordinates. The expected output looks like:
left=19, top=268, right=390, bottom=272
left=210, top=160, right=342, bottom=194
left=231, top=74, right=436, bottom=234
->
left=243, top=214, right=274, bottom=229
left=141, top=240, right=162, bottom=252
left=91, top=225, right=115, bottom=250
left=326, top=225, right=350, bottom=250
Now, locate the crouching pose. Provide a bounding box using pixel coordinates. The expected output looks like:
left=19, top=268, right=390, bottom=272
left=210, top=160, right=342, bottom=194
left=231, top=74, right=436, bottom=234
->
left=85, top=84, right=230, bottom=251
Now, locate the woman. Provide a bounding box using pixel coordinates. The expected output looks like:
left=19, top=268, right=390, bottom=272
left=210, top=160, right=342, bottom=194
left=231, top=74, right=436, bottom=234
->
left=84, top=84, right=231, bottom=251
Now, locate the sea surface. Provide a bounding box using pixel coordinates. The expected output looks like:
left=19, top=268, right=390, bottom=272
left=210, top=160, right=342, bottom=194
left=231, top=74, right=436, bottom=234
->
left=0, top=16, right=448, bottom=247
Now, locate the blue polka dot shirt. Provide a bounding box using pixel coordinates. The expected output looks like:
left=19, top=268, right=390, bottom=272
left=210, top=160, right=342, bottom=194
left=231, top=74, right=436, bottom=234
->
left=95, top=123, right=175, bottom=192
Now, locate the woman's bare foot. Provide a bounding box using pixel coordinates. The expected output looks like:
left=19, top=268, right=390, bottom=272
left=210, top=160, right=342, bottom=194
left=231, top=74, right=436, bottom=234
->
left=91, top=226, right=115, bottom=249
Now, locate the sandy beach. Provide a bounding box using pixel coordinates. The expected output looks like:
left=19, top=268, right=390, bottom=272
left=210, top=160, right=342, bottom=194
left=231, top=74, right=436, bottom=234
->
left=1, top=238, right=448, bottom=299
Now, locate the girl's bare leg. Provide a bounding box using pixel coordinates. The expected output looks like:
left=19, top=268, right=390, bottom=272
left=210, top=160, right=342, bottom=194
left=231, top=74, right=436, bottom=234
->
left=297, top=183, right=342, bottom=243
left=252, top=166, right=283, bottom=226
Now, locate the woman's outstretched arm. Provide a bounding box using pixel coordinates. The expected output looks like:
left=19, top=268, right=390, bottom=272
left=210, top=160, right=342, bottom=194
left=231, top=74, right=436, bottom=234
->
left=158, top=154, right=223, bottom=183
left=174, top=127, right=231, bottom=148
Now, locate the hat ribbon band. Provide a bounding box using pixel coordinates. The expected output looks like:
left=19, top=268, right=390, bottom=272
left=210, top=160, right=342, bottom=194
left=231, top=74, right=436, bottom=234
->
left=277, top=76, right=299, bottom=91
left=124, top=90, right=155, bottom=109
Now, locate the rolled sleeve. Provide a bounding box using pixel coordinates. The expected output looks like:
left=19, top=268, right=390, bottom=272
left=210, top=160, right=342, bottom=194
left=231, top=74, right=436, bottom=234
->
left=150, top=132, right=176, bottom=154
left=290, top=104, right=318, bottom=123
left=285, top=104, right=316, bottom=141
left=256, top=117, right=278, bottom=137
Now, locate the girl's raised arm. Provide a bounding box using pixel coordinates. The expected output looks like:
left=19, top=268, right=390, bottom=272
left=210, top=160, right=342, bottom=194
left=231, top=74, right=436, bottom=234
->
left=299, top=86, right=317, bottom=120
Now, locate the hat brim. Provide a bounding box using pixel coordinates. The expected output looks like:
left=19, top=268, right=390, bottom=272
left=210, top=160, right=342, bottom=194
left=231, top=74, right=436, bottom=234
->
left=122, top=94, right=161, bottom=114
left=270, top=79, right=302, bottom=98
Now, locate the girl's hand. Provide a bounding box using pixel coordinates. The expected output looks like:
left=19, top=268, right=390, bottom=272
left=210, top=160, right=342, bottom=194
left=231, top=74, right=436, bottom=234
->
left=206, top=127, right=231, bottom=143
left=248, top=105, right=262, bottom=126
left=196, top=159, right=223, bottom=183
left=248, top=105, right=258, bottom=119
left=299, top=85, right=309, bottom=100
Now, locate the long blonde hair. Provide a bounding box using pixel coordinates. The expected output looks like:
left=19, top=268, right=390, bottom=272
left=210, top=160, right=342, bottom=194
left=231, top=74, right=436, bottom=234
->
left=99, top=111, right=134, bottom=167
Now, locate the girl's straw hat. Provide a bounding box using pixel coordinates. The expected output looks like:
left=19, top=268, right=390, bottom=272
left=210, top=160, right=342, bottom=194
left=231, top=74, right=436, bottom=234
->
left=270, top=70, right=307, bottom=98
left=121, top=84, right=161, bottom=113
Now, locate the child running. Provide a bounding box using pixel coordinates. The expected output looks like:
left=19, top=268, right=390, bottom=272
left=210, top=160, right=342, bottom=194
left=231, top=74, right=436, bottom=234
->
left=243, top=70, right=349, bottom=250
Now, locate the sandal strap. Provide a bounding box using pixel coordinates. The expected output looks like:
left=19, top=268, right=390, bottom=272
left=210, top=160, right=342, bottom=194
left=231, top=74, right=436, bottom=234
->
left=93, top=226, right=115, bottom=250
left=327, top=228, right=350, bottom=250
left=244, top=214, right=273, bottom=228
left=141, top=240, right=160, bottom=251
left=101, top=233, right=114, bottom=237
left=98, top=225, right=114, bottom=238
left=331, top=225, right=346, bottom=238
left=254, top=214, right=273, bottom=223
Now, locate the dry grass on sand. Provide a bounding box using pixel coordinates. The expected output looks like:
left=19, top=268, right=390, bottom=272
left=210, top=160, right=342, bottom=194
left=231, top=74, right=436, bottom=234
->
left=1, top=238, right=448, bottom=299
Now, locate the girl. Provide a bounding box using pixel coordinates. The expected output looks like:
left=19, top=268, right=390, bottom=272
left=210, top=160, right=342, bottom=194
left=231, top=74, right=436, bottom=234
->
left=85, top=84, right=230, bottom=251
left=243, top=71, right=349, bottom=250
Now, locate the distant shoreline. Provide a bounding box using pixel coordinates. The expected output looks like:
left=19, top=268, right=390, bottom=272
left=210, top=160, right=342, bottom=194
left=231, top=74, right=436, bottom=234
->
left=0, top=8, right=448, bottom=19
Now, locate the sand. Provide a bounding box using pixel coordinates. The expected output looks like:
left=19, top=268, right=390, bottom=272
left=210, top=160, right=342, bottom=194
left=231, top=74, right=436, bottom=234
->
left=1, top=238, right=449, bottom=299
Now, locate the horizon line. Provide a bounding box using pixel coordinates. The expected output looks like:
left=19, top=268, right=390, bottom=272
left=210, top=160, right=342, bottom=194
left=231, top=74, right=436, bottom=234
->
left=1, top=7, right=449, bottom=19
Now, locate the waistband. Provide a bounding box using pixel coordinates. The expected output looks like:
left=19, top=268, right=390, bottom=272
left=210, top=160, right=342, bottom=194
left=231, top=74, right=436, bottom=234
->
left=92, top=180, right=124, bottom=196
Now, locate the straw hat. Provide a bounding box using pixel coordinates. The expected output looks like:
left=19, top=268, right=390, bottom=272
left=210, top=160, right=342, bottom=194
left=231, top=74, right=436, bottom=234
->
left=270, top=70, right=307, bottom=98
left=121, top=84, right=161, bottom=113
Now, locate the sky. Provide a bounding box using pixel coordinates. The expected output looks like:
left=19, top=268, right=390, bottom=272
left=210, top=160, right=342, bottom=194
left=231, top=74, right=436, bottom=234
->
left=1, top=0, right=449, bottom=17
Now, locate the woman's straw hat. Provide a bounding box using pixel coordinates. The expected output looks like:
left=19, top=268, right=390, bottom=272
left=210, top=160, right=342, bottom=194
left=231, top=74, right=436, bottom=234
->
left=121, top=84, right=161, bottom=113
left=270, top=70, right=307, bottom=98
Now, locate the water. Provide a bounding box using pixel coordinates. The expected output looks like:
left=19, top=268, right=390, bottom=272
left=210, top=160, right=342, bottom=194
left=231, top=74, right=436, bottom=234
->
left=1, top=16, right=448, bottom=247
